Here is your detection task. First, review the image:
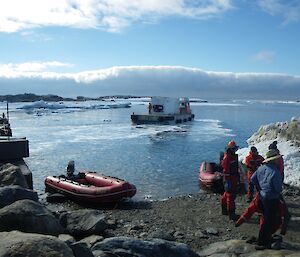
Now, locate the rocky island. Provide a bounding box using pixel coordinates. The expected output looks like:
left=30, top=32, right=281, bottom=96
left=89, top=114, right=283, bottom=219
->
left=0, top=93, right=143, bottom=103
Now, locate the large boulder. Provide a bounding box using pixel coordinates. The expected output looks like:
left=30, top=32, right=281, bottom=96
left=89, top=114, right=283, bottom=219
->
left=0, top=186, right=38, bottom=208
left=91, top=236, right=199, bottom=257
left=0, top=231, right=74, bottom=257
left=69, top=242, right=94, bottom=257
left=197, top=239, right=297, bottom=257
left=59, top=209, right=108, bottom=237
left=0, top=163, right=28, bottom=188
left=0, top=199, right=63, bottom=236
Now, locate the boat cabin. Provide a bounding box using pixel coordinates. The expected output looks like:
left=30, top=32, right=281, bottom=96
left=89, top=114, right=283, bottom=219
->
left=149, top=97, right=192, bottom=115
left=131, top=96, right=194, bottom=125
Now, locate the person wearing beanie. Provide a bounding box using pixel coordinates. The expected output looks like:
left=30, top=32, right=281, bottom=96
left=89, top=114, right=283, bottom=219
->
left=245, top=146, right=264, bottom=202
left=268, top=141, right=285, bottom=180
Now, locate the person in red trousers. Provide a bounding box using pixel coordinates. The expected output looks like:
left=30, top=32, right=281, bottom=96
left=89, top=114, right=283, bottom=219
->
left=245, top=147, right=264, bottom=202
left=235, top=193, right=287, bottom=235
left=221, top=140, right=240, bottom=221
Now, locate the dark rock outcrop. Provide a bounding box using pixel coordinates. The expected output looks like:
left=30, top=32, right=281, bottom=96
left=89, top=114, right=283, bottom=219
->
left=69, top=242, right=94, bottom=257
left=91, top=236, right=199, bottom=257
left=0, top=199, right=63, bottom=236
left=0, top=163, right=28, bottom=188
left=59, top=209, right=108, bottom=237
left=0, top=231, right=74, bottom=257
left=0, top=185, right=38, bottom=208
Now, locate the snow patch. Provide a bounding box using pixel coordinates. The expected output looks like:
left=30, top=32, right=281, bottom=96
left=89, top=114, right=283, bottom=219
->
left=237, top=118, right=300, bottom=187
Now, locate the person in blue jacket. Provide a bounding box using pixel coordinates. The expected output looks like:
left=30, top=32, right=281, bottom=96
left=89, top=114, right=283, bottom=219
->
left=251, top=149, right=283, bottom=250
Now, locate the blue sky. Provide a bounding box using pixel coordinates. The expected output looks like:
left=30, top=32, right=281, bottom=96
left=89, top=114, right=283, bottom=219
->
left=0, top=0, right=300, bottom=99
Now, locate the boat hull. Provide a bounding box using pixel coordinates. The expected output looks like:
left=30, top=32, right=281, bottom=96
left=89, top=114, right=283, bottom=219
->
left=45, top=172, right=136, bottom=203
left=199, top=161, right=224, bottom=191
left=131, top=113, right=195, bottom=125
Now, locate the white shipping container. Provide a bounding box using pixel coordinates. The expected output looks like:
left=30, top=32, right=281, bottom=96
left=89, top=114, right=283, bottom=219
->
left=151, top=97, right=180, bottom=114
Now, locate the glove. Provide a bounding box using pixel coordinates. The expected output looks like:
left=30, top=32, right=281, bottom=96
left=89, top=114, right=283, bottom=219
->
left=224, top=180, right=232, bottom=192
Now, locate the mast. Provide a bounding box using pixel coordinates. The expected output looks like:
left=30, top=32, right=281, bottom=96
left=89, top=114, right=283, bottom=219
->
left=6, top=100, right=9, bottom=121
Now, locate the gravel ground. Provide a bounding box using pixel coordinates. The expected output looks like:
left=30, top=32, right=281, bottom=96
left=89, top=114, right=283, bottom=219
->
left=45, top=184, right=300, bottom=252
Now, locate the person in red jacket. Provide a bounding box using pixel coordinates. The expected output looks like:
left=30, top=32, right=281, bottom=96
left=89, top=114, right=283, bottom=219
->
left=245, top=147, right=264, bottom=202
left=221, top=140, right=240, bottom=221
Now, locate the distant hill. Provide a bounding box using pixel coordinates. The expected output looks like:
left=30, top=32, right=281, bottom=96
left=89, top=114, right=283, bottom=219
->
left=0, top=93, right=73, bottom=102
left=0, top=93, right=143, bottom=103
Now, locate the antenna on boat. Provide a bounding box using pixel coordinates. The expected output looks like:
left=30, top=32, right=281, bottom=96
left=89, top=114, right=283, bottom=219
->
left=6, top=100, right=9, bottom=122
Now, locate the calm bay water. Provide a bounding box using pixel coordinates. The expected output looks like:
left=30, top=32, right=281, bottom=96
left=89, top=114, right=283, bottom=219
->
left=1, top=100, right=299, bottom=200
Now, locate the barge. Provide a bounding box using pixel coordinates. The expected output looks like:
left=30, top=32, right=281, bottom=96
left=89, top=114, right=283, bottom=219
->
left=131, top=97, right=195, bottom=125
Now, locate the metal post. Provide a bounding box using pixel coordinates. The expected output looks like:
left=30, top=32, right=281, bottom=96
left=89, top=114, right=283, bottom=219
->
left=6, top=100, right=9, bottom=121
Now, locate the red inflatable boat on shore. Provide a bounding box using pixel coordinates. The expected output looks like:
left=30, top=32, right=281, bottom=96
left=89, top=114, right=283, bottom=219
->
left=199, top=161, right=247, bottom=193
left=198, top=161, right=224, bottom=192
left=45, top=172, right=137, bottom=203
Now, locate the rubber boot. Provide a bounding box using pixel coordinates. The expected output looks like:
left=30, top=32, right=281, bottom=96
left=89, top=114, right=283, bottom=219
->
left=229, top=210, right=239, bottom=221
left=221, top=205, right=228, bottom=215
left=280, top=212, right=291, bottom=235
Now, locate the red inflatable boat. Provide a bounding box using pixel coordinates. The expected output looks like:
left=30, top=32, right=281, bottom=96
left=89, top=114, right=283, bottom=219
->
left=45, top=172, right=137, bottom=203
left=199, top=161, right=247, bottom=193
left=198, top=161, right=224, bottom=191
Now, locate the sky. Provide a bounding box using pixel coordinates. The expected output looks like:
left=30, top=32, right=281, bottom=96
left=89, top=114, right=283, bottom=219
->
left=0, top=0, right=300, bottom=99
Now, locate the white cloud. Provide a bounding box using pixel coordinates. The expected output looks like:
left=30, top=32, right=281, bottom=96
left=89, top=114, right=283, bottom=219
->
left=20, top=30, right=53, bottom=42
left=258, top=0, right=300, bottom=24
left=253, top=50, right=276, bottom=63
left=0, top=64, right=299, bottom=100
left=0, top=0, right=233, bottom=33
left=0, top=61, right=73, bottom=72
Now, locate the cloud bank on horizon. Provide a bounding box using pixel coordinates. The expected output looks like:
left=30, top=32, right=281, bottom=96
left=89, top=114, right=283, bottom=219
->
left=0, top=64, right=299, bottom=100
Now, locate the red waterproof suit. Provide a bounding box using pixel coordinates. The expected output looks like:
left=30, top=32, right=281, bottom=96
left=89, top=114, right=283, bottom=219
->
left=279, top=155, right=284, bottom=180
left=221, top=151, right=239, bottom=215
left=235, top=194, right=288, bottom=235
left=245, top=153, right=264, bottom=199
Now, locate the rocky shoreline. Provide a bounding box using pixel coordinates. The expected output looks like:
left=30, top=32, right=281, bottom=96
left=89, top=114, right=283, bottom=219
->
left=0, top=162, right=300, bottom=257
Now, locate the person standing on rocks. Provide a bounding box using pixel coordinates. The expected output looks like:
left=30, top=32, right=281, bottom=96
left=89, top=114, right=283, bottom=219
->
left=221, top=140, right=240, bottom=221
left=268, top=141, right=284, bottom=180
left=268, top=141, right=290, bottom=235
left=245, top=146, right=264, bottom=202
left=251, top=149, right=283, bottom=250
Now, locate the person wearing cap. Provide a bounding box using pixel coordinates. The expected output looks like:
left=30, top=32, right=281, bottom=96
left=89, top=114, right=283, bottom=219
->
left=268, top=141, right=290, bottom=235
left=220, top=140, right=240, bottom=221
left=245, top=146, right=264, bottom=202
left=251, top=149, right=283, bottom=250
